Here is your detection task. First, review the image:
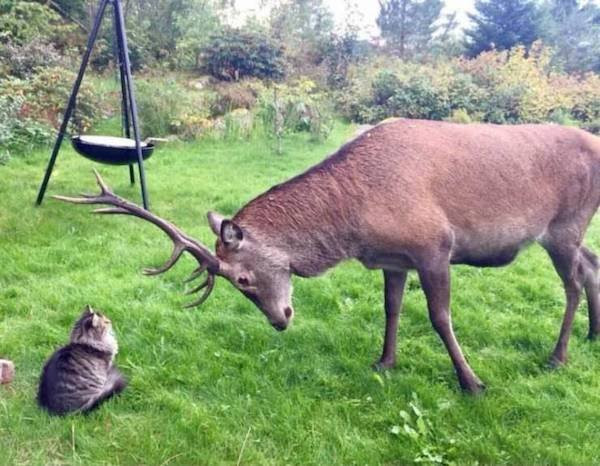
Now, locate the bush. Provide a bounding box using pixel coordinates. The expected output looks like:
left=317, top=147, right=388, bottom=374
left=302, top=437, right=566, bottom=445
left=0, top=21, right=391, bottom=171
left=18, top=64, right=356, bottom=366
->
left=0, top=1, right=79, bottom=50
left=445, top=108, right=473, bottom=124
left=258, top=79, right=332, bottom=150
left=136, top=79, right=189, bottom=138
left=136, top=78, right=213, bottom=139
left=0, top=67, right=100, bottom=134
left=209, top=81, right=261, bottom=117
left=338, top=42, right=600, bottom=127
left=0, top=94, right=54, bottom=160
left=201, top=27, right=285, bottom=81
left=0, top=37, right=64, bottom=78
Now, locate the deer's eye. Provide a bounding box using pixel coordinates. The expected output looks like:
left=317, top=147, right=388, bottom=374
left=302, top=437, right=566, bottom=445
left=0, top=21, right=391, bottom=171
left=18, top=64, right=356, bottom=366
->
left=237, top=276, right=250, bottom=286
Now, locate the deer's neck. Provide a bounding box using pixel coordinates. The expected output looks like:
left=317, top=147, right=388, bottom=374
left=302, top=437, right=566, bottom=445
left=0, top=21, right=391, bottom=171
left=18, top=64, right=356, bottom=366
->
left=234, top=168, right=362, bottom=277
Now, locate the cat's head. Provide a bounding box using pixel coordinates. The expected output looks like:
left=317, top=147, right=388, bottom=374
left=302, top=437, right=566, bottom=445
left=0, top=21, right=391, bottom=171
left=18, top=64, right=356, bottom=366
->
left=70, top=305, right=118, bottom=353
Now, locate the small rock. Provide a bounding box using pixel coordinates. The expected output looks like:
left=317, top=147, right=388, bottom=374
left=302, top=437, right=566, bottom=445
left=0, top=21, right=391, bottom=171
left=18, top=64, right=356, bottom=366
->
left=0, top=359, right=15, bottom=384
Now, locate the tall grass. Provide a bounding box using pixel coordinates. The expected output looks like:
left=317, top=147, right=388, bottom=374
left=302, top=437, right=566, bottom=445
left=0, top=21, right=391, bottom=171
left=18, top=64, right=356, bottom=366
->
left=2, top=122, right=600, bottom=464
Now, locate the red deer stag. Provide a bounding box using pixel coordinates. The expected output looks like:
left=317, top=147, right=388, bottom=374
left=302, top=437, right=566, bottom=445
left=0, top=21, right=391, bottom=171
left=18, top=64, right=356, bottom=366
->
left=55, top=118, right=600, bottom=393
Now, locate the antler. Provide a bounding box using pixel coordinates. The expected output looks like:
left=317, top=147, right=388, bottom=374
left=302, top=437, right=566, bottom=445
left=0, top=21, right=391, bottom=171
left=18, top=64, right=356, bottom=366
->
left=53, top=169, right=220, bottom=308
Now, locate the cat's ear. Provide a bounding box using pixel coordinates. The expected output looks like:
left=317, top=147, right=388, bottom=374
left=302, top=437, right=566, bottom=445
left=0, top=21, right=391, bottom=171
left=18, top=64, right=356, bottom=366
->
left=84, top=304, right=93, bottom=314
left=91, top=312, right=100, bottom=328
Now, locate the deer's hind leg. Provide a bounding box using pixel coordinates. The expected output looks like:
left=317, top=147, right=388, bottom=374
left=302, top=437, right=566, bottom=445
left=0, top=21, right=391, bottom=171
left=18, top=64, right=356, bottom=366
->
left=542, top=236, right=586, bottom=366
left=581, top=246, right=600, bottom=339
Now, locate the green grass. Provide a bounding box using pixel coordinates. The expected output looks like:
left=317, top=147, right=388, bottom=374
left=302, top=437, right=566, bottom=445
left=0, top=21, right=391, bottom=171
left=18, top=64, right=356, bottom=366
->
left=3, top=122, right=600, bottom=465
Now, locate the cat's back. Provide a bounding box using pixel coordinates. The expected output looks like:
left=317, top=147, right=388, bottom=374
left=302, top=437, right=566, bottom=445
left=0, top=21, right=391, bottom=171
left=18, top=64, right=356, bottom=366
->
left=38, top=343, right=110, bottom=415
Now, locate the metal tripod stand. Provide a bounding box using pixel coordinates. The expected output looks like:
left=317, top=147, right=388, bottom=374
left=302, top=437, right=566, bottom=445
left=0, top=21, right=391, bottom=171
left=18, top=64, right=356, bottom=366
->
left=36, top=0, right=150, bottom=209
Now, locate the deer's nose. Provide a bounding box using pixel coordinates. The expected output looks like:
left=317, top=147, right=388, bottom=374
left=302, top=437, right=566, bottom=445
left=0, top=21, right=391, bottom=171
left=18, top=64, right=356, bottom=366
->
left=271, top=307, right=294, bottom=331
left=272, top=321, right=287, bottom=332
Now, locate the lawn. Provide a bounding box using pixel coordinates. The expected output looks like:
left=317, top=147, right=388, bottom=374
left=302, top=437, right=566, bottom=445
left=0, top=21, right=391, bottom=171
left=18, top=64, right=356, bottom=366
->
left=2, top=121, right=600, bottom=465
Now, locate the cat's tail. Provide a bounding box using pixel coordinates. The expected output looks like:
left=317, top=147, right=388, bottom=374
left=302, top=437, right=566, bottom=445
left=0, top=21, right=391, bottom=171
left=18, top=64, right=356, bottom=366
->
left=82, top=367, right=127, bottom=414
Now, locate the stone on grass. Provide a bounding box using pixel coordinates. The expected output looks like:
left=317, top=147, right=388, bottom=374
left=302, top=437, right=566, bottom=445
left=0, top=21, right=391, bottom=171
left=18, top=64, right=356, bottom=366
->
left=0, top=359, right=15, bottom=384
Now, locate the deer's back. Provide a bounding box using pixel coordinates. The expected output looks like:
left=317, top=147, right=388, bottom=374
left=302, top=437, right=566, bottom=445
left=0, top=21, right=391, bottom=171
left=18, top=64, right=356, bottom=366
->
left=340, top=119, right=600, bottom=264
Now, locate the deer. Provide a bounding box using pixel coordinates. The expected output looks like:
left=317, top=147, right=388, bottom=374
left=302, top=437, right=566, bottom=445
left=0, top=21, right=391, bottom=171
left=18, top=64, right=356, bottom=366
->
left=55, top=117, right=600, bottom=394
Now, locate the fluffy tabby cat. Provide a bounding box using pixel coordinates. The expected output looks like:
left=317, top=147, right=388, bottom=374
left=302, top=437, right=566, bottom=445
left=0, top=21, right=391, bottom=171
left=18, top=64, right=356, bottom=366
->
left=38, top=306, right=126, bottom=415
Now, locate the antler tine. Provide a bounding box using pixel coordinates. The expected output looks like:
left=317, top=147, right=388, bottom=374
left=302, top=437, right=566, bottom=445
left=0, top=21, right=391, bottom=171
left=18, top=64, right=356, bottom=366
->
left=52, top=194, right=101, bottom=204
left=183, top=274, right=215, bottom=308
left=184, top=275, right=210, bottom=295
left=94, top=207, right=132, bottom=215
left=54, top=171, right=221, bottom=309
left=92, top=168, right=111, bottom=195
left=51, top=170, right=114, bottom=205
left=143, top=244, right=185, bottom=276
left=184, top=265, right=208, bottom=283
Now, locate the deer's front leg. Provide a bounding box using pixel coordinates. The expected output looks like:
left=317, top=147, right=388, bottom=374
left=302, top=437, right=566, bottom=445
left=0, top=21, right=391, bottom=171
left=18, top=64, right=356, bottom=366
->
left=374, top=269, right=408, bottom=370
left=418, top=264, right=485, bottom=394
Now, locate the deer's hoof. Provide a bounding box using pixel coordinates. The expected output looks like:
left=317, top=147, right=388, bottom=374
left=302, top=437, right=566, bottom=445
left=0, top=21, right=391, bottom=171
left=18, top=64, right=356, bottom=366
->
left=372, top=359, right=395, bottom=371
left=548, top=355, right=566, bottom=370
left=460, top=378, right=486, bottom=395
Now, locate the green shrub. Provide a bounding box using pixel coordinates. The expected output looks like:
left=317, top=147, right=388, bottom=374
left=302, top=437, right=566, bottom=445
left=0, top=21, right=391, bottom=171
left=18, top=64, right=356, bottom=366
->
left=445, top=108, right=473, bottom=124
left=258, top=79, right=332, bottom=149
left=209, top=81, right=260, bottom=117
left=0, top=37, right=64, bottom=78
left=135, top=79, right=188, bottom=137
left=0, top=94, right=54, bottom=160
left=0, top=67, right=100, bottom=134
left=201, top=27, right=285, bottom=81
left=136, top=78, right=212, bottom=139
left=339, top=43, right=600, bottom=127
left=583, top=119, right=600, bottom=135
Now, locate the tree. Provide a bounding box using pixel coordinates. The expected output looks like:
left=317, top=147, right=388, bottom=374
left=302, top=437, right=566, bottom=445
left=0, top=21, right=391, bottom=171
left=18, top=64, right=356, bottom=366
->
left=269, top=0, right=334, bottom=71
left=174, top=0, right=221, bottom=69
left=201, top=27, right=285, bottom=81
left=540, top=0, right=600, bottom=72
left=376, top=0, right=444, bottom=59
left=465, top=0, right=542, bottom=57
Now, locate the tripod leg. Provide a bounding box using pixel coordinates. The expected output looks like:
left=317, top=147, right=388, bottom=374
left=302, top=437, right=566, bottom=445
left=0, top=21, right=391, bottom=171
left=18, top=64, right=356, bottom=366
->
left=128, top=164, right=135, bottom=184
left=113, top=5, right=135, bottom=186
left=36, top=0, right=110, bottom=206
left=114, top=0, right=149, bottom=209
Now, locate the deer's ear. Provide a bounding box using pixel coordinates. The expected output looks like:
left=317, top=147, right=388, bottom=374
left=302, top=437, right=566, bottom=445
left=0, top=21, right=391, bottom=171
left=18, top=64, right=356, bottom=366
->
left=207, top=211, right=225, bottom=236
left=221, top=220, right=243, bottom=249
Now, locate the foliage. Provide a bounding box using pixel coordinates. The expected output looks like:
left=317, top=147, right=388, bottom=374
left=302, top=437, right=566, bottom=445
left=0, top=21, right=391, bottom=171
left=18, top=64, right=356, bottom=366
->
left=200, top=27, right=285, bottom=81
left=0, top=0, right=79, bottom=49
left=89, top=24, right=156, bottom=72
left=269, top=0, right=334, bottom=73
left=465, top=0, right=542, bottom=57
left=389, top=393, right=457, bottom=464
left=135, top=78, right=203, bottom=138
left=319, top=31, right=363, bottom=89
left=0, top=37, right=64, bottom=79
left=209, top=81, right=261, bottom=117
left=338, top=43, right=600, bottom=126
left=258, top=79, right=332, bottom=152
left=539, top=0, right=600, bottom=73
left=173, top=0, right=221, bottom=69
left=377, top=0, right=444, bottom=59
left=0, top=94, right=53, bottom=160
left=0, top=67, right=100, bottom=136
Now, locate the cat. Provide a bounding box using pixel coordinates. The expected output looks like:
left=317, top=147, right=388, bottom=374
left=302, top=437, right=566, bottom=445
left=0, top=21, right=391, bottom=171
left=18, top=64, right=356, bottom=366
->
left=38, top=305, right=126, bottom=415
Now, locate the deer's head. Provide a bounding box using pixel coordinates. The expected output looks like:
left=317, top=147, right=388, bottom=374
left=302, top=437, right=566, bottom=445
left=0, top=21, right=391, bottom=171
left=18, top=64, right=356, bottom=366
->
left=54, top=171, right=294, bottom=331
left=205, top=212, right=294, bottom=330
